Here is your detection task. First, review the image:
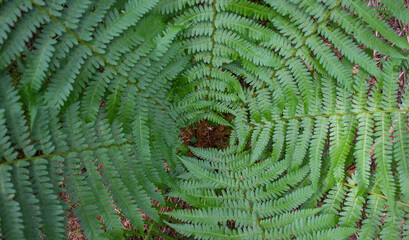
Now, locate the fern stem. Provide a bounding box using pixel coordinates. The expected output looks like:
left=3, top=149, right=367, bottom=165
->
left=144, top=223, right=155, bottom=240
left=209, top=0, right=217, bottom=74
left=205, top=0, right=217, bottom=101
left=0, top=143, right=130, bottom=166
left=251, top=108, right=409, bottom=126
left=243, top=192, right=267, bottom=240
left=343, top=182, right=409, bottom=208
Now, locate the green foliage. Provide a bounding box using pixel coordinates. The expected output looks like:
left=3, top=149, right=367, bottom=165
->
left=0, top=0, right=409, bottom=239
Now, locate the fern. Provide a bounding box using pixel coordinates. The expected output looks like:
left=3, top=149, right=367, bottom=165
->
left=1, top=0, right=409, bottom=239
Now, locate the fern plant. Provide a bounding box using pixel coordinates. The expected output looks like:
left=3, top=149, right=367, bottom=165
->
left=0, top=0, right=408, bottom=239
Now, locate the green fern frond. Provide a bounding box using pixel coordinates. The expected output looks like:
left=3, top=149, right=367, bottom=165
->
left=1, top=0, right=409, bottom=239
left=359, top=194, right=385, bottom=239
left=381, top=0, right=409, bottom=23
left=339, top=176, right=364, bottom=227
left=0, top=73, right=36, bottom=158
left=0, top=165, right=25, bottom=239
left=310, top=117, right=329, bottom=190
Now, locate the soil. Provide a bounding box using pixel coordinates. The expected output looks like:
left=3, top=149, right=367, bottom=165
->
left=180, top=120, right=232, bottom=151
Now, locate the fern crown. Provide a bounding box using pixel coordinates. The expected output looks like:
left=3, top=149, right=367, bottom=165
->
left=0, top=0, right=409, bottom=239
